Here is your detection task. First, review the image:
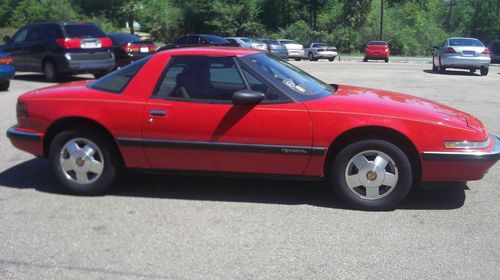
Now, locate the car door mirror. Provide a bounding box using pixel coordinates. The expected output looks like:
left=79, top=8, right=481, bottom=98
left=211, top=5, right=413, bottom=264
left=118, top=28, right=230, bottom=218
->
left=232, top=89, right=265, bottom=105
left=3, top=36, right=12, bottom=44
left=432, top=45, right=439, bottom=50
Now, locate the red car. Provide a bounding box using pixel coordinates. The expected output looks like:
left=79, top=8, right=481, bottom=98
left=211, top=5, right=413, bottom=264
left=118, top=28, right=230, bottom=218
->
left=364, top=41, right=390, bottom=62
left=7, top=48, right=499, bottom=210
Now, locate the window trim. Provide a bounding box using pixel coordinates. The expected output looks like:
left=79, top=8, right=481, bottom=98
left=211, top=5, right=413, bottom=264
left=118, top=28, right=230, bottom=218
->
left=150, top=55, right=294, bottom=104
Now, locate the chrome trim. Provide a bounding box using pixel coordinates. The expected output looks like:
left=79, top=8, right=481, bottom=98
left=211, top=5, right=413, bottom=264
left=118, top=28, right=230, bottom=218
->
left=6, top=126, right=42, bottom=142
left=422, top=134, right=500, bottom=161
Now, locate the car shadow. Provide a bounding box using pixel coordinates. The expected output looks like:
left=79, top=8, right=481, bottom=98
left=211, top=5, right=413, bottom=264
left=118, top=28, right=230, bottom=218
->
left=0, top=158, right=467, bottom=211
left=13, top=74, right=92, bottom=83
left=422, top=69, right=480, bottom=76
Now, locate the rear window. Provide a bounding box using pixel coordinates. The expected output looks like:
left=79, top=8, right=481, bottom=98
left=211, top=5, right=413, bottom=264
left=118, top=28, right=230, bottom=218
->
left=449, top=38, right=484, bottom=47
left=281, top=40, right=298, bottom=44
left=203, top=35, right=228, bottom=43
left=109, top=33, right=140, bottom=45
left=368, top=41, right=387, bottom=46
left=262, top=39, right=279, bottom=45
left=89, top=57, right=150, bottom=93
left=241, top=38, right=256, bottom=43
left=63, top=24, right=106, bottom=38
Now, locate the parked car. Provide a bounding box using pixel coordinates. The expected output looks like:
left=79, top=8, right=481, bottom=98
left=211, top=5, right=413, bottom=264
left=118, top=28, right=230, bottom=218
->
left=304, top=43, right=338, bottom=61
left=157, top=34, right=235, bottom=51
left=255, top=38, right=288, bottom=59
left=1, top=21, right=115, bottom=81
left=7, top=47, right=500, bottom=210
left=225, top=37, right=267, bottom=51
left=278, top=39, right=305, bottom=61
left=108, top=33, right=155, bottom=68
left=488, top=40, right=500, bottom=64
left=0, top=53, right=15, bottom=91
left=432, top=37, right=491, bottom=76
left=364, top=41, right=390, bottom=62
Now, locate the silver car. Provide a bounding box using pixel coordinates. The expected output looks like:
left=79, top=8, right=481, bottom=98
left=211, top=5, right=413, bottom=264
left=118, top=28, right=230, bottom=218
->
left=278, top=39, right=305, bottom=61
left=432, top=37, right=491, bottom=76
left=256, top=38, right=288, bottom=59
left=225, top=37, right=267, bottom=51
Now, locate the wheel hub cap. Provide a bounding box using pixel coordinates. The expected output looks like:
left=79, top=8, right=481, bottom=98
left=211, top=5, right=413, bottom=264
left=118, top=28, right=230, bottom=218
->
left=366, top=171, right=377, bottom=181
left=59, top=138, right=104, bottom=185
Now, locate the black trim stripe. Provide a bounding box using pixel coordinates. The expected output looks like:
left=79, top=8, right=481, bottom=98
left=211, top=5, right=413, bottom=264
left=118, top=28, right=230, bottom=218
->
left=422, top=135, right=500, bottom=162
left=6, top=126, right=42, bottom=142
left=117, top=137, right=327, bottom=156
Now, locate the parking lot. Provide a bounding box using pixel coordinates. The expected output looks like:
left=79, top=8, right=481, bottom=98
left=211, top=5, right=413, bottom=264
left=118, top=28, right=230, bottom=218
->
left=1, top=61, right=499, bottom=279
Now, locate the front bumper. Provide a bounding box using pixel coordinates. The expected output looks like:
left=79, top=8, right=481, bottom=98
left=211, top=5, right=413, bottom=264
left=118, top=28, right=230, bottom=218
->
left=0, top=65, right=15, bottom=82
left=6, top=125, right=44, bottom=156
left=421, top=134, right=500, bottom=181
left=441, top=55, right=490, bottom=69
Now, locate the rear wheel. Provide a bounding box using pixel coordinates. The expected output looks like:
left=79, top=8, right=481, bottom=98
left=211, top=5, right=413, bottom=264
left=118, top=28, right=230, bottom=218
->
left=43, top=60, right=59, bottom=82
left=480, top=67, right=489, bottom=76
left=308, top=52, right=315, bottom=61
left=0, top=80, right=10, bottom=91
left=385, top=58, right=389, bottom=63
left=363, top=57, right=368, bottom=62
left=294, top=58, right=302, bottom=61
left=49, top=127, right=120, bottom=195
left=329, top=139, right=413, bottom=210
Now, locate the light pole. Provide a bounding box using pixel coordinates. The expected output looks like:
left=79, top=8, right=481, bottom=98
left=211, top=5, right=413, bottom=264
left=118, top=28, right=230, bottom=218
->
left=379, top=0, right=384, bottom=40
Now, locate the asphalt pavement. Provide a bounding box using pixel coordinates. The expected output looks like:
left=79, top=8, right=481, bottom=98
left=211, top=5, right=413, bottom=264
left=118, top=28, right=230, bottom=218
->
left=1, top=61, right=499, bottom=279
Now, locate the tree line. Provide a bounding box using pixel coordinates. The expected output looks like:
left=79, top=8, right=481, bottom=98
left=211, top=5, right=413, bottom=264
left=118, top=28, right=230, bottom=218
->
left=1, top=0, right=499, bottom=56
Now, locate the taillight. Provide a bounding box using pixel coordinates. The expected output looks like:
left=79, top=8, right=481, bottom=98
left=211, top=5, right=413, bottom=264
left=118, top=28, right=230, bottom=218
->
left=100, top=37, right=112, bottom=47
left=481, top=48, right=491, bottom=54
left=148, top=44, right=156, bottom=52
left=0, top=56, right=13, bottom=64
left=445, top=47, right=456, bottom=53
left=55, top=38, right=82, bottom=48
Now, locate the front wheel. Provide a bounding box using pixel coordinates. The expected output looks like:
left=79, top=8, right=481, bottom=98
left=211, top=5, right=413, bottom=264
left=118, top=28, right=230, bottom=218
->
left=385, top=58, right=389, bottom=63
left=0, top=80, right=10, bottom=91
left=49, top=128, right=120, bottom=195
left=308, top=52, right=315, bottom=61
left=329, top=140, right=413, bottom=210
left=328, top=57, right=335, bottom=62
left=43, top=60, right=59, bottom=82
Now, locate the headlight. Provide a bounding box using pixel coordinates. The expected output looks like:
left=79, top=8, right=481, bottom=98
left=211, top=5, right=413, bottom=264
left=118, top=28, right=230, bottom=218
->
left=444, top=138, right=491, bottom=149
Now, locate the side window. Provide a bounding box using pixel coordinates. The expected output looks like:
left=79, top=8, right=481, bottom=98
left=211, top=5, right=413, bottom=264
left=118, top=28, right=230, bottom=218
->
left=89, top=56, right=151, bottom=93
left=241, top=66, right=290, bottom=101
left=176, top=36, right=188, bottom=45
left=26, top=27, right=42, bottom=41
left=154, top=56, right=246, bottom=102
left=187, top=36, right=199, bottom=44
left=13, top=28, right=28, bottom=43
left=45, top=24, right=63, bottom=39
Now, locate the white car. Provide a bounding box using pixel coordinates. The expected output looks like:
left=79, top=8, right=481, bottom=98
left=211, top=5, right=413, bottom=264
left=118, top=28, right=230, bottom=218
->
left=278, top=39, right=305, bottom=61
left=304, top=43, right=338, bottom=61
left=225, top=37, right=267, bottom=51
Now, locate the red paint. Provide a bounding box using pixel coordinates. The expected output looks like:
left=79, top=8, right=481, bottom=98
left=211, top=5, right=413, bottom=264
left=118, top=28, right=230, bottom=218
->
left=365, top=41, right=390, bottom=59
left=8, top=47, right=498, bottom=182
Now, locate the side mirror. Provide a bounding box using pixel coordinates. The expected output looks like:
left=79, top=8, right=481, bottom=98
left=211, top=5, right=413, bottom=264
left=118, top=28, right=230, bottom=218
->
left=432, top=45, right=439, bottom=50
left=3, top=36, right=12, bottom=44
left=232, top=89, right=265, bottom=105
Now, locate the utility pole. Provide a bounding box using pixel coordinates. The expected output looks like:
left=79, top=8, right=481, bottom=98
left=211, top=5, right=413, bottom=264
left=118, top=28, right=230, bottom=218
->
left=379, top=0, right=384, bottom=40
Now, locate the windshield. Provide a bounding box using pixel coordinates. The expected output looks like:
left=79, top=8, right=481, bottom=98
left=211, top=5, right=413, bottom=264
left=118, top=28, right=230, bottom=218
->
left=449, top=38, right=484, bottom=47
left=238, top=53, right=334, bottom=102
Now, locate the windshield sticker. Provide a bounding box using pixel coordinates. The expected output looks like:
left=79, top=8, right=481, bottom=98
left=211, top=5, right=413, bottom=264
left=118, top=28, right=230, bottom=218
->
left=283, top=79, right=296, bottom=88
left=295, top=85, right=306, bottom=93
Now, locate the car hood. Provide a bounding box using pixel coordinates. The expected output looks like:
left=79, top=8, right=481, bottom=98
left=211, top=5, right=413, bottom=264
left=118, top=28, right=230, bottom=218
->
left=305, top=85, right=484, bottom=132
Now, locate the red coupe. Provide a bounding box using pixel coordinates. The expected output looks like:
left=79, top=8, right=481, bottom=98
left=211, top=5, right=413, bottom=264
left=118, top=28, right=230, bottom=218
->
left=7, top=48, right=500, bottom=210
left=364, top=41, right=390, bottom=62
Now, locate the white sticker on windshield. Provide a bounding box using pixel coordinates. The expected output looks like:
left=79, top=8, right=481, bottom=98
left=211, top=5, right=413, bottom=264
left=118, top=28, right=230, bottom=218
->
left=283, top=79, right=296, bottom=88
left=295, top=85, right=306, bottom=93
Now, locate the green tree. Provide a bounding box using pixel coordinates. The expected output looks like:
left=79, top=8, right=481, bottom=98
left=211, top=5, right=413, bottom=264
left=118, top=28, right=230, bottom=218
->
left=10, top=0, right=78, bottom=27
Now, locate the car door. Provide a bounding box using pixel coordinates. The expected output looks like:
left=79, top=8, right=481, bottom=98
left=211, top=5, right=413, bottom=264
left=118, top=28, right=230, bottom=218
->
left=142, top=55, right=313, bottom=175
left=4, top=27, right=29, bottom=71
left=23, top=25, right=45, bottom=72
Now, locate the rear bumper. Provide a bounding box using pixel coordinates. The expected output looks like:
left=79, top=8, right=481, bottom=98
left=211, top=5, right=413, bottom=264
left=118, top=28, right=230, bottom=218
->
left=365, top=51, right=389, bottom=59
left=6, top=125, right=44, bottom=156
left=441, top=55, right=490, bottom=68
left=421, top=134, right=500, bottom=181
left=287, top=50, right=305, bottom=58
left=316, top=51, right=337, bottom=58
left=0, top=65, right=15, bottom=82
left=55, top=51, right=116, bottom=74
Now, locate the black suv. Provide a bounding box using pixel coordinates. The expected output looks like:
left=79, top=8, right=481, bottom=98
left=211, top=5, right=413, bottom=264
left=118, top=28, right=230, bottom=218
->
left=1, top=22, right=115, bottom=81
left=157, top=34, right=236, bottom=51
left=490, top=40, right=500, bottom=63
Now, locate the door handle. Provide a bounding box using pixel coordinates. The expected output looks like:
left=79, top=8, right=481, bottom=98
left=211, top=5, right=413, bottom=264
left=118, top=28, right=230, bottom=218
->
left=149, top=110, right=166, bottom=117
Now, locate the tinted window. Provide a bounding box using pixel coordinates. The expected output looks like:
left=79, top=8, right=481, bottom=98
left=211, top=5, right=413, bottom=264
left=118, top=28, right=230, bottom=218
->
left=239, top=53, right=334, bottom=101
left=109, top=33, right=140, bottom=45
left=44, top=24, right=63, bottom=39
left=154, top=56, right=246, bottom=102
left=26, top=27, right=43, bottom=41
left=89, top=57, right=150, bottom=93
left=449, top=38, right=484, bottom=47
left=368, top=41, right=387, bottom=46
left=63, top=24, right=106, bottom=38
left=241, top=66, right=289, bottom=101
left=13, top=28, right=28, bottom=43
left=203, top=35, right=229, bottom=44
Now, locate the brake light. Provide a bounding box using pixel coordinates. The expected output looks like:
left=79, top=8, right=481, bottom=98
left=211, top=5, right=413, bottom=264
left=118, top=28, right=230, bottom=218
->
left=481, top=48, right=491, bottom=54
left=0, top=56, right=13, bottom=64
left=100, top=37, right=112, bottom=48
left=122, top=43, right=155, bottom=53
left=445, top=47, right=456, bottom=53
left=55, top=38, right=81, bottom=48
left=148, top=44, right=156, bottom=52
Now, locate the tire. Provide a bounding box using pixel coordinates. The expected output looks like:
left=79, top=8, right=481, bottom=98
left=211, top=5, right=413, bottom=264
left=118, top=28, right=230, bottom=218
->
left=308, top=52, right=315, bottom=61
left=48, top=127, right=121, bottom=195
left=328, top=57, right=335, bottom=62
left=480, top=67, right=489, bottom=76
left=329, top=139, right=413, bottom=211
left=363, top=57, right=368, bottom=62
left=43, top=60, right=59, bottom=82
left=385, top=58, right=389, bottom=63
left=294, top=58, right=302, bottom=61
left=0, top=80, right=10, bottom=91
